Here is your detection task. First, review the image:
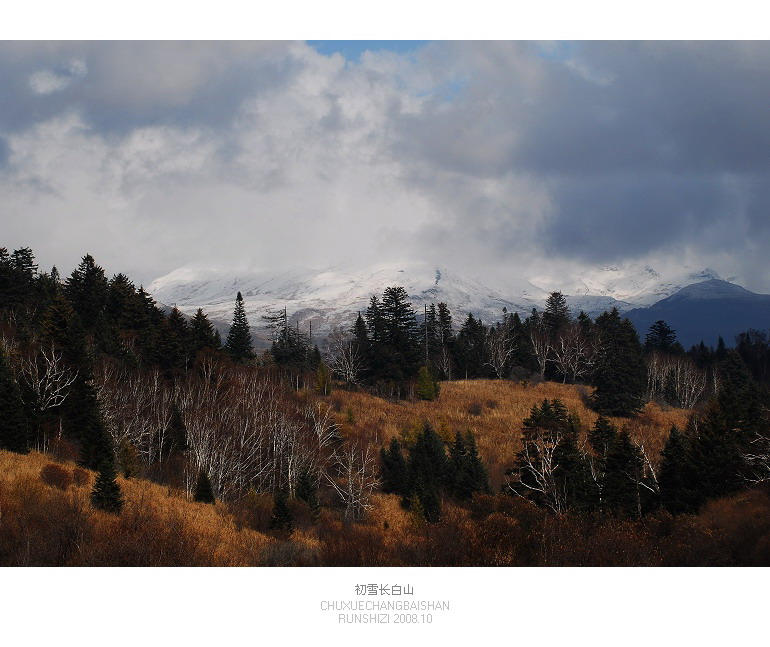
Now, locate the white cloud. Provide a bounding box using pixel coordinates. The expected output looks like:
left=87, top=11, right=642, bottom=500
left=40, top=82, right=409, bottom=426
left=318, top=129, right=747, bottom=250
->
left=28, top=57, right=87, bottom=95
left=3, top=41, right=770, bottom=294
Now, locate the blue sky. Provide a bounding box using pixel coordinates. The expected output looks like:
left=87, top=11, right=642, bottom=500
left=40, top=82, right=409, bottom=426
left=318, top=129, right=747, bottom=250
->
left=306, top=40, right=430, bottom=60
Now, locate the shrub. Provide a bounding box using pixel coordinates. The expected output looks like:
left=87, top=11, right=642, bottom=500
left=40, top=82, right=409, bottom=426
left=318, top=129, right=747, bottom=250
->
left=40, top=463, right=73, bottom=490
left=467, top=401, right=483, bottom=416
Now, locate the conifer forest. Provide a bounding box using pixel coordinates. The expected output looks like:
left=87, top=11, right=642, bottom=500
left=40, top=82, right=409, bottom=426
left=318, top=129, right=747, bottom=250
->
left=2, top=245, right=770, bottom=566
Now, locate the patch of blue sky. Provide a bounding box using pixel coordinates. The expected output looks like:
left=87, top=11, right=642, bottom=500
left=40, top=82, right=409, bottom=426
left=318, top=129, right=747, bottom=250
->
left=307, top=40, right=430, bottom=61
left=533, top=41, right=579, bottom=62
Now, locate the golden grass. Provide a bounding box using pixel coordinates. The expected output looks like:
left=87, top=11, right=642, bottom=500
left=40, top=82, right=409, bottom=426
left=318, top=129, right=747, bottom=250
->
left=332, top=380, right=692, bottom=489
left=0, top=450, right=302, bottom=566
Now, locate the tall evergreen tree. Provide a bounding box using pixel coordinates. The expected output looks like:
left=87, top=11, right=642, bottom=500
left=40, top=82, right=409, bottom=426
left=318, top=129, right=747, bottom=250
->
left=602, top=430, right=650, bottom=518
left=380, top=438, right=409, bottom=496
left=644, top=320, right=680, bottom=354
left=685, top=401, right=745, bottom=507
left=91, top=455, right=124, bottom=514
left=270, top=489, right=294, bottom=533
left=193, top=469, right=216, bottom=503
left=543, top=291, right=571, bottom=337
left=659, top=425, right=694, bottom=515
left=455, top=313, right=487, bottom=379
left=190, top=308, right=220, bottom=354
left=591, top=308, right=647, bottom=417
left=406, top=422, right=447, bottom=522
left=65, top=254, right=109, bottom=329
left=447, top=431, right=491, bottom=500
left=224, top=292, right=253, bottom=363
left=0, top=348, right=30, bottom=454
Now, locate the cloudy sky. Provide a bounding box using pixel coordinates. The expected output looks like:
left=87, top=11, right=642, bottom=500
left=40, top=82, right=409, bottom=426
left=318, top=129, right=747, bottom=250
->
left=2, top=40, right=770, bottom=291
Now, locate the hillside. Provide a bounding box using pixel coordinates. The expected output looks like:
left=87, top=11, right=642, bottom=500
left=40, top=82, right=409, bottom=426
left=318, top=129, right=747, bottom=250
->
left=2, top=380, right=730, bottom=568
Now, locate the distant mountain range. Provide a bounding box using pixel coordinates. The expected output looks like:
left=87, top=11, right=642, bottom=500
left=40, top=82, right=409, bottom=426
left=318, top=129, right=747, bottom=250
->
left=625, top=279, right=770, bottom=348
left=148, top=262, right=768, bottom=349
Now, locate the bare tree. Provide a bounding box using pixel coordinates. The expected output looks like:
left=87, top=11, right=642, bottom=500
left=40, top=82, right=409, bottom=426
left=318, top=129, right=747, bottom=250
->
left=436, top=345, right=453, bottom=381
left=485, top=325, right=516, bottom=379
left=551, top=322, right=594, bottom=383
left=17, top=343, right=77, bottom=414
left=323, top=326, right=364, bottom=386
left=506, top=425, right=569, bottom=515
left=528, top=319, right=550, bottom=380
left=325, top=439, right=380, bottom=523
left=645, top=352, right=706, bottom=408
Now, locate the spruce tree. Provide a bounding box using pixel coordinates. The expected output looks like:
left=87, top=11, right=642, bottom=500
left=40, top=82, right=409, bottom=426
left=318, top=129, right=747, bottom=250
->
left=602, top=430, right=647, bottom=518
left=91, top=455, right=124, bottom=514
left=406, top=422, right=447, bottom=522
left=591, top=308, right=647, bottom=417
left=65, top=254, right=109, bottom=330
left=193, top=469, right=216, bottom=504
left=190, top=308, right=220, bottom=354
left=685, top=401, right=745, bottom=507
left=224, top=292, right=253, bottom=363
left=659, top=425, right=693, bottom=514
left=380, top=438, right=409, bottom=496
left=270, top=489, right=294, bottom=533
left=644, top=320, right=679, bottom=354
left=543, top=291, right=571, bottom=337
left=552, top=429, right=598, bottom=514
left=416, top=365, right=439, bottom=400
left=447, top=431, right=491, bottom=500
left=0, top=348, right=30, bottom=454
left=296, top=469, right=321, bottom=519
left=588, top=415, right=617, bottom=463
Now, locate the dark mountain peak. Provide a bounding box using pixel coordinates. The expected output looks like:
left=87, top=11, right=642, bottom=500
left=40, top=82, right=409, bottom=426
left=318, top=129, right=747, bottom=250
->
left=626, top=279, right=770, bottom=348
left=664, top=279, right=759, bottom=303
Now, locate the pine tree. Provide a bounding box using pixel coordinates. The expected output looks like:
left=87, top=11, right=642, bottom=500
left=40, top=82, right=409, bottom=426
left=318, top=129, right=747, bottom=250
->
left=685, top=401, right=745, bottom=507
left=455, top=313, right=487, bottom=379
left=91, top=455, right=124, bottom=514
left=659, top=425, right=693, bottom=514
left=603, top=430, right=646, bottom=518
left=190, top=308, right=220, bottom=354
left=168, top=403, right=189, bottom=452
left=315, top=362, right=332, bottom=396
left=588, top=415, right=617, bottom=462
left=416, top=365, right=439, bottom=400
left=543, top=291, right=571, bottom=337
left=380, top=438, right=409, bottom=496
left=644, top=320, right=679, bottom=354
left=0, top=348, right=30, bottom=454
left=193, top=469, right=216, bottom=504
left=552, top=429, right=598, bottom=514
left=65, top=254, right=109, bottom=330
left=270, top=489, right=294, bottom=533
left=447, top=431, right=491, bottom=500
left=717, top=350, right=763, bottom=440
left=224, top=292, right=253, bottom=363
left=591, top=308, right=647, bottom=417
left=406, top=422, right=447, bottom=522
left=296, top=469, right=321, bottom=519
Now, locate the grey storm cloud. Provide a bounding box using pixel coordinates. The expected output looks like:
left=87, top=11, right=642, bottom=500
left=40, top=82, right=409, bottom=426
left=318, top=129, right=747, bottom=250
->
left=2, top=40, right=770, bottom=290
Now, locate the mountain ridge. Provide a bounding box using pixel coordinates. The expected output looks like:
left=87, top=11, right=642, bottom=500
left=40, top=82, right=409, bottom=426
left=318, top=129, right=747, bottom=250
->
left=148, top=262, right=742, bottom=346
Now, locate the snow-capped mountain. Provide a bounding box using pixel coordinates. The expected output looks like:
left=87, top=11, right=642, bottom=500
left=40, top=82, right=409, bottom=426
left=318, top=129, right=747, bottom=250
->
left=558, top=264, right=726, bottom=308
left=149, top=262, right=544, bottom=346
left=625, top=279, right=770, bottom=348
left=148, top=261, right=739, bottom=346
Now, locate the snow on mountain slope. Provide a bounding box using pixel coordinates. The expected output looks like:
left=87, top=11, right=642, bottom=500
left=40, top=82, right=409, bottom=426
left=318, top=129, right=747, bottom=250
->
left=148, top=261, right=733, bottom=345
left=550, top=264, right=726, bottom=307
left=149, top=262, right=543, bottom=345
